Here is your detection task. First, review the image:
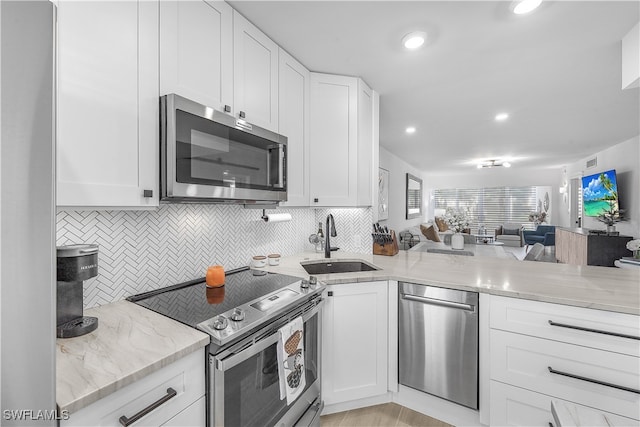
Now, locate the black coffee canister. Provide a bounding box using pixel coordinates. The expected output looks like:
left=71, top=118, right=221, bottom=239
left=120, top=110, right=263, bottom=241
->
left=57, top=244, right=99, bottom=282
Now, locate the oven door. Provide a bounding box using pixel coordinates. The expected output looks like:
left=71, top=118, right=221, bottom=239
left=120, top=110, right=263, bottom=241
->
left=210, top=301, right=322, bottom=427
left=161, top=94, right=287, bottom=203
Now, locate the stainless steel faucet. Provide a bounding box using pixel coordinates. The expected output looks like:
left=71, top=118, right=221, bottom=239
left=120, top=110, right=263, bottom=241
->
left=325, top=214, right=337, bottom=258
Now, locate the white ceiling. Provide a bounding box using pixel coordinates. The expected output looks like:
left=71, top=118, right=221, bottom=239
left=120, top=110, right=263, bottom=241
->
left=229, top=1, right=640, bottom=174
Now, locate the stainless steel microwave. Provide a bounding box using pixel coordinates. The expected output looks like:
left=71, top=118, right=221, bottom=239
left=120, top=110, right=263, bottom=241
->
left=160, top=94, right=287, bottom=204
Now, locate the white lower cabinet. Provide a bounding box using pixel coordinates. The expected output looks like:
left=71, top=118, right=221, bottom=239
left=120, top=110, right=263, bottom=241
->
left=488, top=295, right=640, bottom=424
left=322, top=281, right=388, bottom=405
left=161, top=396, right=205, bottom=427
left=62, top=349, right=205, bottom=427
left=490, top=381, right=638, bottom=426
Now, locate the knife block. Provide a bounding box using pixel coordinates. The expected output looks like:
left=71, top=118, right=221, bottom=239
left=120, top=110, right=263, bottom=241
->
left=373, top=231, right=399, bottom=256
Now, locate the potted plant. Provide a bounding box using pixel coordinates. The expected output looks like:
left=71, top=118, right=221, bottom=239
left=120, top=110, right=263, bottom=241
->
left=528, top=211, right=547, bottom=226
left=445, top=207, right=470, bottom=249
left=595, top=201, right=625, bottom=234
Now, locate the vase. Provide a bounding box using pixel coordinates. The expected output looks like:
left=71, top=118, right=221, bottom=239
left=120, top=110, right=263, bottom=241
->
left=635, top=250, right=640, bottom=260
left=606, top=225, right=616, bottom=233
left=451, top=233, right=464, bottom=250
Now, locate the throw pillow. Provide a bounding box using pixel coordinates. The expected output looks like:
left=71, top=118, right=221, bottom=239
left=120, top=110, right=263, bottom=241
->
left=503, top=227, right=520, bottom=235
left=435, top=216, right=449, bottom=232
left=420, top=224, right=441, bottom=242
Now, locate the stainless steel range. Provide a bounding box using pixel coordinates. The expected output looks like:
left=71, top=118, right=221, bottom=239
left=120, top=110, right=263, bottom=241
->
left=128, top=267, right=324, bottom=427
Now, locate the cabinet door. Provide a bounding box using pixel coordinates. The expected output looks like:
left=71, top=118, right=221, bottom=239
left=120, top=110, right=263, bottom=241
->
left=356, top=79, right=373, bottom=207
left=322, top=281, right=388, bottom=405
left=309, top=73, right=358, bottom=207
left=161, top=396, right=205, bottom=427
left=159, top=0, right=232, bottom=112
left=57, top=0, right=158, bottom=208
left=278, top=49, right=310, bottom=207
left=490, top=381, right=638, bottom=426
left=233, top=11, right=279, bottom=132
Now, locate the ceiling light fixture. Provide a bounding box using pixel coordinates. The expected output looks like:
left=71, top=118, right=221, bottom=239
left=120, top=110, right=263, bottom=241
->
left=477, top=159, right=512, bottom=169
left=495, top=112, right=509, bottom=121
left=405, top=126, right=416, bottom=134
left=402, top=32, right=427, bottom=50
left=513, top=0, right=542, bottom=15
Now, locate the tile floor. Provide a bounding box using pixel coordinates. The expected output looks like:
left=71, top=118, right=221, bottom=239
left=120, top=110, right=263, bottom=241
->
left=320, top=403, right=453, bottom=427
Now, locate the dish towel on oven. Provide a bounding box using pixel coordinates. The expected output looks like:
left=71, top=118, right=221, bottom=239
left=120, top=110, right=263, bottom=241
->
left=277, top=316, right=305, bottom=405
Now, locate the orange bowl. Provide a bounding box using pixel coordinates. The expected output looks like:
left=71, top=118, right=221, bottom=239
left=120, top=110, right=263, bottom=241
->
left=206, top=265, right=225, bottom=287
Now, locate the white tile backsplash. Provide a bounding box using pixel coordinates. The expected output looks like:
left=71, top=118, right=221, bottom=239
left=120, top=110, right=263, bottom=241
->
left=56, top=204, right=372, bottom=308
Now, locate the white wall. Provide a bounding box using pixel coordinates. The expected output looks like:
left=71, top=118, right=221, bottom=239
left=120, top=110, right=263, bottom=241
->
left=379, top=146, right=427, bottom=232
left=563, top=136, right=640, bottom=238
left=422, top=166, right=563, bottom=224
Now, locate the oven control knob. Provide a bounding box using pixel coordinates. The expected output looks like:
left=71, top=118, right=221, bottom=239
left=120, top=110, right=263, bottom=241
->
left=230, top=308, right=245, bottom=322
left=212, top=315, right=228, bottom=330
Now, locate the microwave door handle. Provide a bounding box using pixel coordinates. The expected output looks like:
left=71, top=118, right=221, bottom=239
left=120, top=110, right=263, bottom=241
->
left=277, top=145, right=284, bottom=189
left=268, top=144, right=285, bottom=189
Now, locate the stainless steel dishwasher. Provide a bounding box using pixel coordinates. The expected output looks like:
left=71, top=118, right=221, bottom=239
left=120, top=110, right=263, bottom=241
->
left=398, top=282, right=478, bottom=409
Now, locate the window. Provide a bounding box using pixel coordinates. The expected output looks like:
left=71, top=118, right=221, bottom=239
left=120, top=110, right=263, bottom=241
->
left=434, top=186, right=538, bottom=232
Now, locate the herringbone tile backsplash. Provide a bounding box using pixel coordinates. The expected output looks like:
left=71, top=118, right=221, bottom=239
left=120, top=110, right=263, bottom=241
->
left=56, top=205, right=372, bottom=308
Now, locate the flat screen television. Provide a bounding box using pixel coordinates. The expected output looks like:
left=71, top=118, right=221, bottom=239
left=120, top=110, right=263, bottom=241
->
left=581, top=169, right=619, bottom=217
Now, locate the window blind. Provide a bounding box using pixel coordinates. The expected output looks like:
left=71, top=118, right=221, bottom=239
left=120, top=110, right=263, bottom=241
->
left=434, top=186, right=538, bottom=232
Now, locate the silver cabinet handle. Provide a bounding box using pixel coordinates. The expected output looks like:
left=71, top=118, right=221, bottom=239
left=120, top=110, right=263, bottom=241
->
left=548, top=320, right=640, bottom=340
left=401, top=294, right=475, bottom=312
left=548, top=366, right=640, bottom=394
left=118, top=387, right=177, bottom=426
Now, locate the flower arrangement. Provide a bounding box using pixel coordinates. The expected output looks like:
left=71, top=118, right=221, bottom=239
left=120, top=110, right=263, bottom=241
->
left=528, top=211, right=547, bottom=225
left=627, top=239, right=640, bottom=259
left=444, top=207, right=470, bottom=233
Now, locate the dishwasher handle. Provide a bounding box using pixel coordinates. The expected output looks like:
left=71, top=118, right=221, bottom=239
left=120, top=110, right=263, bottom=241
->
left=401, top=293, right=476, bottom=312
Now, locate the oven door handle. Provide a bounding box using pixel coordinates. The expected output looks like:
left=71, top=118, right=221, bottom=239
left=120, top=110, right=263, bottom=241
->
left=215, top=302, right=321, bottom=372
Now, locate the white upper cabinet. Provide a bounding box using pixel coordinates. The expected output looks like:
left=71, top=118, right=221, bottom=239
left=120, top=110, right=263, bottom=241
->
left=233, top=11, right=279, bottom=133
left=309, top=73, right=376, bottom=207
left=357, top=80, right=374, bottom=206
left=57, top=0, right=158, bottom=208
left=278, top=49, right=310, bottom=207
left=159, top=0, right=233, bottom=111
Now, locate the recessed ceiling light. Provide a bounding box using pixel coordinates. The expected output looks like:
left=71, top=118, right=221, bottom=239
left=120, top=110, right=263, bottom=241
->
left=495, top=113, right=509, bottom=121
left=503, top=162, right=511, bottom=168
left=405, top=126, right=416, bottom=134
left=402, top=32, right=427, bottom=50
left=513, top=0, right=542, bottom=15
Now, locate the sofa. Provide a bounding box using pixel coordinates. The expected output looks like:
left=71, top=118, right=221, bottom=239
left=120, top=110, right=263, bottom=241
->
left=495, top=223, right=523, bottom=247
left=399, top=217, right=470, bottom=249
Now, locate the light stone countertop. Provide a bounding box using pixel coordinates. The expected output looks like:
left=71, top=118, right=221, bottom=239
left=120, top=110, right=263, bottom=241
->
left=56, top=250, right=639, bottom=415
left=56, top=300, right=210, bottom=414
left=262, top=250, right=640, bottom=315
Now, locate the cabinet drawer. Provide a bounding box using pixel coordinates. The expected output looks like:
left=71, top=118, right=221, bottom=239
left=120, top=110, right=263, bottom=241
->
left=490, top=330, right=640, bottom=420
left=62, top=349, right=205, bottom=426
left=490, top=381, right=639, bottom=426
left=490, top=295, right=640, bottom=357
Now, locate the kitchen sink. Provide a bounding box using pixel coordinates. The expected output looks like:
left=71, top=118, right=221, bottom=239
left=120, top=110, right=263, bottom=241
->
left=300, top=260, right=380, bottom=275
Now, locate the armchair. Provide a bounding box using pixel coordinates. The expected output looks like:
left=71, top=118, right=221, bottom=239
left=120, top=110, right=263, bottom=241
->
left=495, top=223, right=523, bottom=247
left=523, top=225, right=556, bottom=249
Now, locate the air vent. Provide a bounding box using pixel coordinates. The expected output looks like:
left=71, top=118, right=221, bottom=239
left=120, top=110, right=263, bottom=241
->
left=586, top=157, right=597, bottom=169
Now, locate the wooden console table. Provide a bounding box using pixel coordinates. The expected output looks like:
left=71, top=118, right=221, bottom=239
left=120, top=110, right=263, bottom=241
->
left=555, top=228, right=632, bottom=267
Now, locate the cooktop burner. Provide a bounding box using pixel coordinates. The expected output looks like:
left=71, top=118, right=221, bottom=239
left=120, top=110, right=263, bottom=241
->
left=127, top=267, right=324, bottom=347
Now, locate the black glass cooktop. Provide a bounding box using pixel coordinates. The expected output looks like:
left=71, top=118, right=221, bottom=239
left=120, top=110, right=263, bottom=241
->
left=127, top=268, right=302, bottom=328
